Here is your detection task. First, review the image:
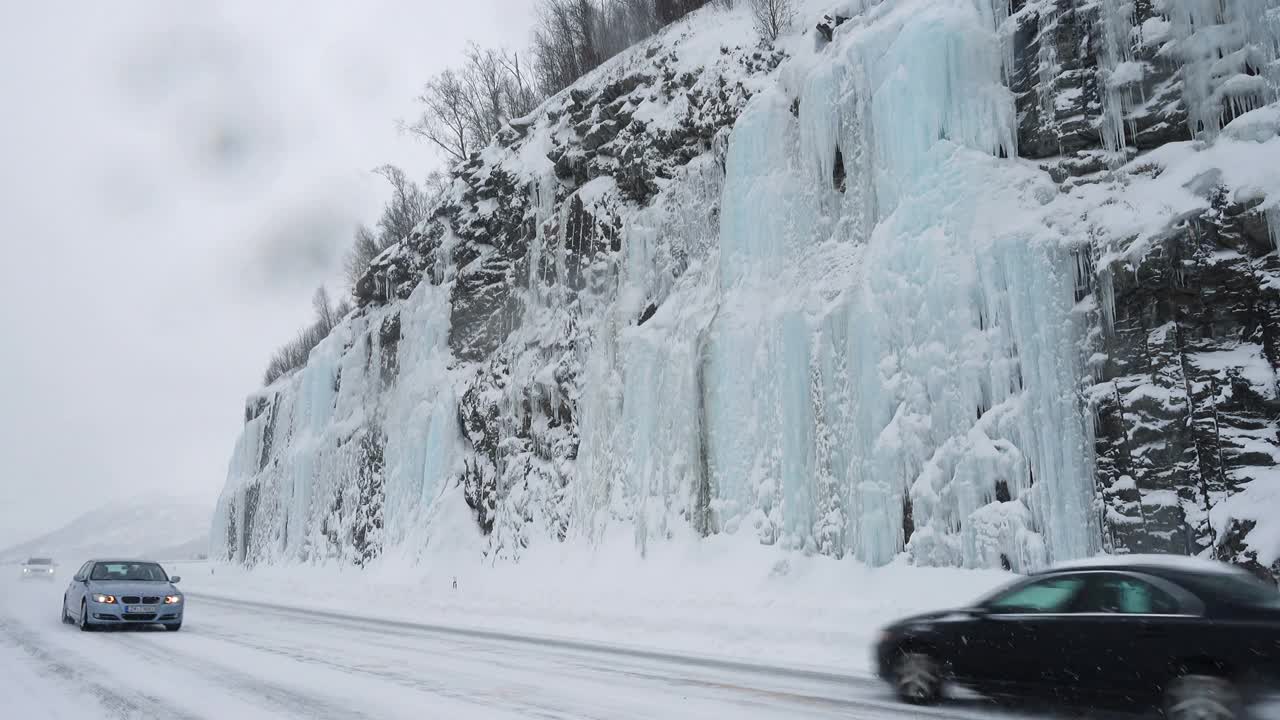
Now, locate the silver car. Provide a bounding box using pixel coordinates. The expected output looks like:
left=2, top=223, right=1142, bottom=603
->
left=62, top=560, right=184, bottom=632
left=21, top=557, right=57, bottom=580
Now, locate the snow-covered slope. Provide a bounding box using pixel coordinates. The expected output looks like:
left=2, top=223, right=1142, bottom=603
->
left=0, top=499, right=210, bottom=564
left=215, top=0, right=1280, bottom=577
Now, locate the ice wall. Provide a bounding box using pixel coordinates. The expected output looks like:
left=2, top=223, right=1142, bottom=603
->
left=694, top=0, right=1096, bottom=568
left=215, top=0, right=1280, bottom=574
left=213, top=280, right=463, bottom=565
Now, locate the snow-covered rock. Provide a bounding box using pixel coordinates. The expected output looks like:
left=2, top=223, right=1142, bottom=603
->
left=215, top=0, right=1280, bottom=579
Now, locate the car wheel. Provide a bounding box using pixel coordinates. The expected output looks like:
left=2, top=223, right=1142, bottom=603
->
left=163, top=623, right=182, bottom=632
left=1163, top=675, right=1241, bottom=720
left=78, top=600, right=93, bottom=632
left=61, top=596, right=72, bottom=625
left=892, top=650, right=943, bottom=705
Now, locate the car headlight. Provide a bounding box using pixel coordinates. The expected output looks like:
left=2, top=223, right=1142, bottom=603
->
left=164, top=595, right=182, bottom=605
left=92, top=594, right=116, bottom=604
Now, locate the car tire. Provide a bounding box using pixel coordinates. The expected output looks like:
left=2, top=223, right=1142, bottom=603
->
left=78, top=600, right=94, bottom=632
left=892, top=650, right=944, bottom=705
left=164, top=623, right=182, bottom=632
left=1163, top=674, right=1241, bottom=720
left=61, top=597, right=73, bottom=625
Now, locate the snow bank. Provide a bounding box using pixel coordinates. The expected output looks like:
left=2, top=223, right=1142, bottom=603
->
left=179, top=537, right=1013, bottom=674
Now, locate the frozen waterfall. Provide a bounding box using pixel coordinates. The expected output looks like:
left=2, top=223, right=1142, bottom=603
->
left=576, top=0, right=1100, bottom=569
left=217, top=0, right=1121, bottom=571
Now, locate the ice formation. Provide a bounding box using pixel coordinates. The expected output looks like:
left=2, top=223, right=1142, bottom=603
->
left=215, top=0, right=1280, bottom=575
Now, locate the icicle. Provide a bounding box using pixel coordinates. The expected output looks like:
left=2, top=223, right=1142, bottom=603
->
left=1098, top=265, right=1117, bottom=335
left=1099, top=0, right=1140, bottom=155
left=1165, top=0, right=1280, bottom=139
left=1036, top=4, right=1061, bottom=133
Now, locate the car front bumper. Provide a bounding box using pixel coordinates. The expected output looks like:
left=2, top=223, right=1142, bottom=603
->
left=88, top=600, right=183, bottom=625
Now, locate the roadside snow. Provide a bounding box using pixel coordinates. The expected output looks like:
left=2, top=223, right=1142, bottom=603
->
left=176, top=535, right=1014, bottom=676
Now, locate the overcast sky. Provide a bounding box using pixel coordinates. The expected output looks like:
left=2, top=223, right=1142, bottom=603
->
left=0, top=2, right=534, bottom=548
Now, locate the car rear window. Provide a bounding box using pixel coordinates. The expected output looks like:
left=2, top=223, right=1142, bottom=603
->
left=26, top=558, right=52, bottom=565
left=1179, top=571, right=1280, bottom=608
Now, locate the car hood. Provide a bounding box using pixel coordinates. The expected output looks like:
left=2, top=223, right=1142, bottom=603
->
left=886, top=608, right=980, bottom=631
left=88, top=581, right=177, bottom=596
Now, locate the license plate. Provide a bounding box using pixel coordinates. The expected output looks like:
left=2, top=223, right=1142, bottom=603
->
left=127, top=605, right=156, bottom=613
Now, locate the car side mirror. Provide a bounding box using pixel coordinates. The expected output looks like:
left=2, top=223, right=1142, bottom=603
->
left=170, top=576, right=181, bottom=584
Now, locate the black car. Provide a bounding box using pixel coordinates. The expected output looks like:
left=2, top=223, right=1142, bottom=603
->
left=876, top=555, right=1280, bottom=719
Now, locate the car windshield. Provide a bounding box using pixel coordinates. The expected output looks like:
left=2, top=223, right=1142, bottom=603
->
left=25, top=558, right=52, bottom=565
left=90, top=562, right=168, bottom=582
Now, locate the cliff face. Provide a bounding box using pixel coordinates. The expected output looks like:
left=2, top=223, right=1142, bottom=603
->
left=1005, top=0, right=1280, bottom=575
left=214, top=0, right=1280, bottom=577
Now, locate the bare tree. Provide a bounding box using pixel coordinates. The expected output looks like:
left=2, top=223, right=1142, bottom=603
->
left=409, top=69, right=474, bottom=162
left=410, top=43, right=548, bottom=163
left=263, top=285, right=348, bottom=385
left=532, top=0, right=602, bottom=95
left=344, top=224, right=380, bottom=290
left=497, top=50, right=540, bottom=119
left=312, top=286, right=337, bottom=334
left=655, top=0, right=716, bottom=24
left=529, top=0, right=726, bottom=95
left=462, top=44, right=510, bottom=143
left=422, top=170, right=448, bottom=206
left=373, top=165, right=431, bottom=247
left=597, top=0, right=660, bottom=58
left=342, top=166, right=433, bottom=295
left=748, top=0, right=793, bottom=41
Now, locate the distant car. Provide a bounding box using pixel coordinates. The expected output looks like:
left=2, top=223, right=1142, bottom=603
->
left=876, top=555, right=1280, bottom=720
left=21, top=557, right=57, bottom=579
left=62, top=559, right=183, bottom=632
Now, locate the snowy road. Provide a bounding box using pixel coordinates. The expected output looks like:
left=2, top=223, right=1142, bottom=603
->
left=1, top=575, right=1078, bottom=719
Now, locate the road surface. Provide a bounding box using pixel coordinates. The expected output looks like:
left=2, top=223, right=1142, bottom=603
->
left=0, top=573, right=1086, bottom=719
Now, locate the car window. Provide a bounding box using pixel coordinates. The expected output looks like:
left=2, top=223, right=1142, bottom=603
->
left=986, top=576, right=1086, bottom=613
left=76, top=562, right=92, bottom=580
left=1178, top=572, right=1280, bottom=608
left=1078, top=574, right=1181, bottom=614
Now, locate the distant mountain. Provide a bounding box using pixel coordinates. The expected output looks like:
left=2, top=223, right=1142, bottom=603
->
left=0, top=499, right=210, bottom=565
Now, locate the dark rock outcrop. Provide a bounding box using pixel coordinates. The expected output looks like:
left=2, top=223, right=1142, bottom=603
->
left=1090, top=196, right=1280, bottom=561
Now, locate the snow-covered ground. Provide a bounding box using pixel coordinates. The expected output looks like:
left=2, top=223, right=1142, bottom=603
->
left=176, top=537, right=1015, bottom=675
left=1, top=567, right=1055, bottom=720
